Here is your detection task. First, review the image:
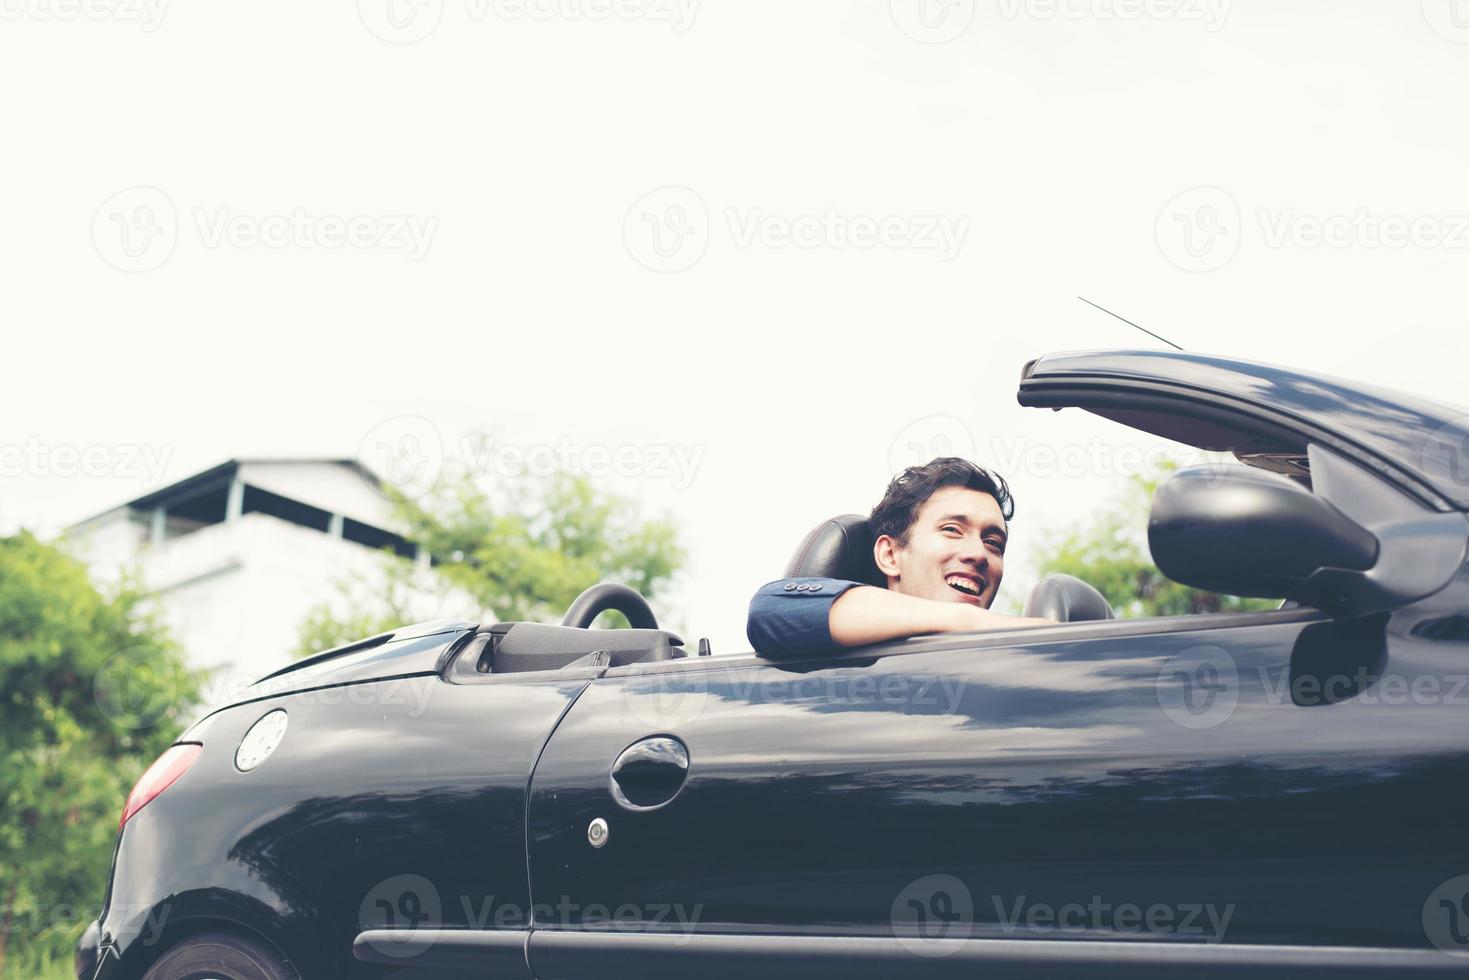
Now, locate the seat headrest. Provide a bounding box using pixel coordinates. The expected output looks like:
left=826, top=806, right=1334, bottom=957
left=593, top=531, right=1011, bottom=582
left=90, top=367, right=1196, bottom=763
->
left=783, top=514, right=888, bottom=587
left=1021, top=573, right=1115, bottom=623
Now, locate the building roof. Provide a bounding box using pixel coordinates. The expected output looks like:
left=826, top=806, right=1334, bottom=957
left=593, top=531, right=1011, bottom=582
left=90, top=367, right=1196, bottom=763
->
left=68, top=458, right=390, bottom=530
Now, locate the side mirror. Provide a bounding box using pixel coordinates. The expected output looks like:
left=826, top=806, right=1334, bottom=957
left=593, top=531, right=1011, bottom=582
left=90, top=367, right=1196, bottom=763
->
left=1148, top=465, right=1379, bottom=602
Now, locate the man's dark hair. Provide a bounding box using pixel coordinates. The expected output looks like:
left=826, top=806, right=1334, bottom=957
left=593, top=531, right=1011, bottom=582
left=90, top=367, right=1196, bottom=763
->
left=869, top=457, right=1014, bottom=546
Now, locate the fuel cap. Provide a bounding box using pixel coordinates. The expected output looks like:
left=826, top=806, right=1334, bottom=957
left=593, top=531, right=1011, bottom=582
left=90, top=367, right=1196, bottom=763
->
left=235, top=709, right=288, bottom=772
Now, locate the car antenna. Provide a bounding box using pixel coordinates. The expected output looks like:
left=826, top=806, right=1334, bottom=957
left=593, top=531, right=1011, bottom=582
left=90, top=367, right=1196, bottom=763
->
left=1077, top=296, right=1186, bottom=351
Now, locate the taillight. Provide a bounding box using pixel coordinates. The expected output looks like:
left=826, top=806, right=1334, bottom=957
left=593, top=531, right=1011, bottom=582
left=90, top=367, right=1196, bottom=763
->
left=120, top=742, right=202, bottom=829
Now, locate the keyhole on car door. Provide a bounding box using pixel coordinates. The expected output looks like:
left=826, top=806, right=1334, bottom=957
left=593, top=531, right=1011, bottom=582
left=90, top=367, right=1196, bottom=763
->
left=609, top=736, right=689, bottom=811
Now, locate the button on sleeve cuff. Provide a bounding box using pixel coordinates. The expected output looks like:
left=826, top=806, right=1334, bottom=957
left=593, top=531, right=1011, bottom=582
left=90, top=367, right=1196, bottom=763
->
left=745, top=577, right=866, bottom=658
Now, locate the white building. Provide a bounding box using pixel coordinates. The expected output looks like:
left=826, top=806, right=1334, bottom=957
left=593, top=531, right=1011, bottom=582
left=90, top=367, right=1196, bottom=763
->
left=66, top=459, right=473, bottom=700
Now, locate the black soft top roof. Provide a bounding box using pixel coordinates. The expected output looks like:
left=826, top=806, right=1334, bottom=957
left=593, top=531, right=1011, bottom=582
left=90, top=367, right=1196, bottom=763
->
left=1020, top=349, right=1468, bottom=510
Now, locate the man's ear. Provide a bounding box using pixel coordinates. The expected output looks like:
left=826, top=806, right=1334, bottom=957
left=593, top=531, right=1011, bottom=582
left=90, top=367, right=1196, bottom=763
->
left=873, top=534, right=901, bottom=579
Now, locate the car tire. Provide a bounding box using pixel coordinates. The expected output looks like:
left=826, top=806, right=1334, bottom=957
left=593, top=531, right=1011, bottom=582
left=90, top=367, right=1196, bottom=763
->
left=141, top=930, right=299, bottom=980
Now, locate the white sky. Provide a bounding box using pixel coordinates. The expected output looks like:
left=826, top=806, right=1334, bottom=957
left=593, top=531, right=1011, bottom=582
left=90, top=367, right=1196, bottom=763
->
left=3, top=0, right=1468, bottom=654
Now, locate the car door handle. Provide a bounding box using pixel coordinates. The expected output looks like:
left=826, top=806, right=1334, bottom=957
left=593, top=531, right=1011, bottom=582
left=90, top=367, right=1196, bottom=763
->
left=609, top=736, right=689, bottom=811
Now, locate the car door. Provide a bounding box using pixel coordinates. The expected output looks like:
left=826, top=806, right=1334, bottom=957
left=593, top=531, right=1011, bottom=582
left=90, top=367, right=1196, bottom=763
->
left=522, top=583, right=1469, bottom=978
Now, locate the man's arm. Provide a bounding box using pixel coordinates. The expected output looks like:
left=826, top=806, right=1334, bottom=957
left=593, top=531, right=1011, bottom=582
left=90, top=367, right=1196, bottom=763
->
left=747, top=578, right=1054, bottom=657
left=746, top=578, right=865, bottom=657
left=828, top=585, right=1054, bottom=648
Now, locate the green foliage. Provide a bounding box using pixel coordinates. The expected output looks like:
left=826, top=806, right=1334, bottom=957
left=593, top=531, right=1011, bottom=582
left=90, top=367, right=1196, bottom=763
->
left=0, top=532, right=200, bottom=977
left=1031, top=468, right=1279, bottom=618
left=294, top=472, right=685, bottom=657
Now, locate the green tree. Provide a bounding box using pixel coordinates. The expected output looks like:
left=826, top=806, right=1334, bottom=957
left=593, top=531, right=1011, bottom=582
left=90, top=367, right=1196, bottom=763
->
left=1030, top=469, right=1278, bottom=618
left=295, top=472, right=685, bottom=657
left=0, top=532, right=200, bottom=978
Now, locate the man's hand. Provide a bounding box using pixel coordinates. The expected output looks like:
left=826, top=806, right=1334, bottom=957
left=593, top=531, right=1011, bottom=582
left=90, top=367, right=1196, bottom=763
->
left=828, top=585, right=1057, bottom=649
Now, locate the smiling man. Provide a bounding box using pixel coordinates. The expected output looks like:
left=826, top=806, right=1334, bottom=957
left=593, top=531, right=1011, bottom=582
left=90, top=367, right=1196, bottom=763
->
left=746, top=457, right=1055, bottom=657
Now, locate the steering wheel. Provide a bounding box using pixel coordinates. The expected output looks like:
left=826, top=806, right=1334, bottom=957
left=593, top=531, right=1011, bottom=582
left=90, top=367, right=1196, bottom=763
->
left=1023, top=574, right=1115, bottom=624
left=561, top=583, right=661, bottom=630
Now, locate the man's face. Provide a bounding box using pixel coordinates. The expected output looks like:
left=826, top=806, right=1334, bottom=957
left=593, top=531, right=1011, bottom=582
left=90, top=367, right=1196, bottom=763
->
left=873, top=485, right=1007, bottom=608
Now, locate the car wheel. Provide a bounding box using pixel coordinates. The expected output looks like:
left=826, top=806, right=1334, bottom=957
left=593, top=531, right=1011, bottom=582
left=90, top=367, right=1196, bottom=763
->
left=141, top=930, right=299, bottom=980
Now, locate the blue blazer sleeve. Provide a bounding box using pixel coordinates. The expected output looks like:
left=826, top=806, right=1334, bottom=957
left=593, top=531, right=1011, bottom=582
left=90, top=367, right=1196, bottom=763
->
left=746, top=577, right=867, bottom=658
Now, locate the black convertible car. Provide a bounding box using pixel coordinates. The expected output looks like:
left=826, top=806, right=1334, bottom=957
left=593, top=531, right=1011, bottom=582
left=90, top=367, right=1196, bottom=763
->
left=79, top=350, right=1469, bottom=979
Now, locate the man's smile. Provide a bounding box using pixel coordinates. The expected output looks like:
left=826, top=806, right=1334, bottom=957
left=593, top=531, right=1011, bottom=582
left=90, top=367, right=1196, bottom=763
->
left=945, top=571, right=986, bottom=602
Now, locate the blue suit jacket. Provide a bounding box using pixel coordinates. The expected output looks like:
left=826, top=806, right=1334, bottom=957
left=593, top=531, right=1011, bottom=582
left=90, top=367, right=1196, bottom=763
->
left=746, top=577, right=868, bottom=657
